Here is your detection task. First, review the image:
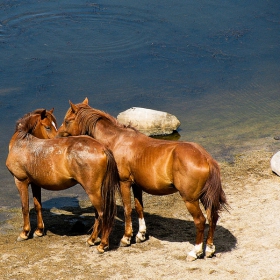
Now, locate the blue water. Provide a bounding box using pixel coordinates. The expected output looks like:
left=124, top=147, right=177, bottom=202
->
left=0, top=0, right=279, bottom=208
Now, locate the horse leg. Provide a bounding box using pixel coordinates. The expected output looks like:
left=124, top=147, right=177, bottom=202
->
left=120, top=181, right=133, bottom=247
left=185, top=200, right=206, bottom=261
left=132, top=184, right=146, bottom=243
left=205, top=208, right=219, bottom=258
left=87, top=208, right=102, bottom=246
left=85, top=193, right=109, bottom=253
left=15, top=178, right=31, bottom=241
left=31, top=183, right=44, bottom=238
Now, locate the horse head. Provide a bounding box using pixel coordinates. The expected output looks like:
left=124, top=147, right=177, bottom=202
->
left=57, top=97, right=122, bottom=139
left=16, top=109, right=57, bottom=139
left=57, top=97, right=93, bottom=137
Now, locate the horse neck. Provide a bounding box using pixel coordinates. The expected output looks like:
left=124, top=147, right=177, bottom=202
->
left=94, top=119, right=127, bottom=148
left=8, top=131, right=32, bottom=151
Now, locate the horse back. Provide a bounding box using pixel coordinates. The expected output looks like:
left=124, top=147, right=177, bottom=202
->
left=6, top=135, right=108, bottom=189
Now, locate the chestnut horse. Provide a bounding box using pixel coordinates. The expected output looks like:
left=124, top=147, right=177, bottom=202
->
left=6, top=109, right=120, bottom=253
left=58, top=98, right=227, bottom=261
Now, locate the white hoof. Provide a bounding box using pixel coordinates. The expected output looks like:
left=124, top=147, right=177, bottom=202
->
left=205, top=244, right=216, bottom=258
left=33, top=231, right=44, bottom=238
left=17, top=235, right=28, bottom=242
left=135, top=232, right=146, bottom=243
left=119, top=236, right=131, bottom=247
left=87, top=236, right=101, bottom=247
left=17, top=231, right=30, bottom=242
left=187, top=243, right=203, bottom=261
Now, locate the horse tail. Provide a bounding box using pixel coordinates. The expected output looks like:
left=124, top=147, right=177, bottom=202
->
left=199, top=158, right=228, bottom=218
left=100, top=149, right=120, bottom=236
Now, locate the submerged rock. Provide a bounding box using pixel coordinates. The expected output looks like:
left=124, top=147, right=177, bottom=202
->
left=117, top=107, right=180, bottom=136
left=271, top=151, right=280, bottom=176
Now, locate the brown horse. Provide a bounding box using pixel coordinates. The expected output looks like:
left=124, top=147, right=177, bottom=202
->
left=6, top=109, right=120, bottom=253
left=58, top=98, right=228, bottom=261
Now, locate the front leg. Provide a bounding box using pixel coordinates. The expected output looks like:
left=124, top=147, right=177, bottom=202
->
left=15, top=178, right=31, bottom=241
left=31, top=183, right=44, bottom=238
left=132, top=184, right=146, bottom=243
left=119, top=181, right=133, bottom=247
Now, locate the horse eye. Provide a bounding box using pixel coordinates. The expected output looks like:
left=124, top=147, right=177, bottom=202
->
left=45, top=126, right=51, bottom=130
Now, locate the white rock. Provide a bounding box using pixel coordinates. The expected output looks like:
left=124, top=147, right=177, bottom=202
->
left=271, top=151, right=280, bottom=176
left=117, top=107, right=180, bottom=136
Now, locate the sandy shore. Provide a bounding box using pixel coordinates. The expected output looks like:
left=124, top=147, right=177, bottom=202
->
left=0, top=150, right=279, bottom=279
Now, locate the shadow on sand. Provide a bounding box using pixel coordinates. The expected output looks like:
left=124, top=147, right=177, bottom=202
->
left=27, top=196, right=236, bottom=255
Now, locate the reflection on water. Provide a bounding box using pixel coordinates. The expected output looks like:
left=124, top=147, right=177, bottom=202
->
left=0, top=0, right=279, bottom=207
left=152, top=131, right=181, bottom=141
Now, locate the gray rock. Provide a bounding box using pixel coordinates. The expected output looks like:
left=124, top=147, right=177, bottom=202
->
left=117, top=107, right=180, bottom=136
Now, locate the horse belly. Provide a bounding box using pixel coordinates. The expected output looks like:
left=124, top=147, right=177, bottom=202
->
left=28, top=168, right=76, bottom=191
left=134, top=175, right=177, bottom=195
left=139, top=183, right=178, bottom=195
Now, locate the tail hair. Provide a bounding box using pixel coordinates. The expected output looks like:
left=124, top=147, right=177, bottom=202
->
left=100, top=149, right=120, bottom=236
left=200, top=158, right=228, bottom=218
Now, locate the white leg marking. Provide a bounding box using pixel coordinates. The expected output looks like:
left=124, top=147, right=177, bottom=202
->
left=139, top=218, right=146, bottom=233
left=136, top=218, right=146, bottom=243
left=205, top=244, right=216, bottom=258
left=188, top=243, right=203, bottom=260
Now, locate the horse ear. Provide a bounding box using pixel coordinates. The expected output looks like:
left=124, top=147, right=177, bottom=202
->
left=49, top=108, right=54, bottom=114
left=69, top=100, right=78, bottom=113
left=83, top=97, right=89, bottom=105
left=41, top=109, right=47, bottom=120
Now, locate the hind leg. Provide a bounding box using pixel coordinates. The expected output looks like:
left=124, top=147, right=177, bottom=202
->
left=31, top=184, right=44, bottom=238
left=132, top=185, right=146, bottom=243
left=86, top=194, right=109, bottom=254
left=185, top=200, right=206, bottom=261
left=205, top=208, right=219, bottom=258
left=86, top=208, right=102, bottom=246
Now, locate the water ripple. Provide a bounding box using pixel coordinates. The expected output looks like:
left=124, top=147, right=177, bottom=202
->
left=1, top=4, right=161, bottom=58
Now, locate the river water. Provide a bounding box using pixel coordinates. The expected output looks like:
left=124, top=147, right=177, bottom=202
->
left=0, top=0, right=279, bottom=209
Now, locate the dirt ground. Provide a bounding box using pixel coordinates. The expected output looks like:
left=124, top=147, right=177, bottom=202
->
left=0, top=150, right=280, bottom=280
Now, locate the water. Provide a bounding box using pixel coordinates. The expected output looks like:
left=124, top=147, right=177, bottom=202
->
left=0, top=0, right=279, bottom=208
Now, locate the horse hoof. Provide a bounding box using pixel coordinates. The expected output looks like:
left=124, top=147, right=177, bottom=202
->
left=135, top=232, right=146, bottom=243
left=33, top=231, right=44, bottom=238
left=187, top=255, right=197, bottom=262
left=205, top=244, right=215, bottom=258
left=86, top=240, right=94, bottom=247
left=96, top=245, right=109, bottom=254
left=17, top=235, right=28, bottom=242
left=87, top=237, right=101, bottom=247
left=119, top=237, right=131, bottom=247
